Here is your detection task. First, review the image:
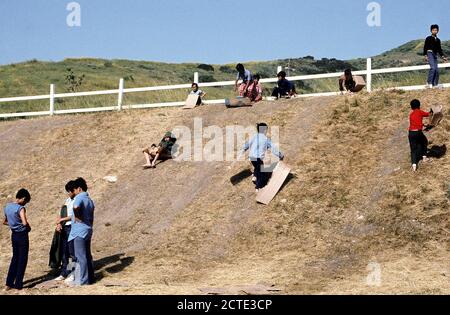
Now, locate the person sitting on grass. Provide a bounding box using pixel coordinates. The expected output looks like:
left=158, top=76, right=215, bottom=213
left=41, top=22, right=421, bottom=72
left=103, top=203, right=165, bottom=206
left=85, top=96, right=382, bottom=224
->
left=272, top=71, right=296, bottom=99
left=246, top=74, right=263, bottom=103
left=339, top=69, right=357, bottom=94
left=408, top=99, right=433, bottom=172
left=143, top=132, right=177, bottom=169
left=190, top=83, right=206, bottom=106
left=241, top=123, right=284, bottom=193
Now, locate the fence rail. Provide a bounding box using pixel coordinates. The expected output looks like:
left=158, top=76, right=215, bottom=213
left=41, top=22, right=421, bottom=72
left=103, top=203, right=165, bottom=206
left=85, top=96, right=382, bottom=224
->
left=0, top=58, right=449, bottom=119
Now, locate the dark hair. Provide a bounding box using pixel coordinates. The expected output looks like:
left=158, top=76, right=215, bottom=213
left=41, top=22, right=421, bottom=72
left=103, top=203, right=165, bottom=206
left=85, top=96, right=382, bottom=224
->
left=73, top=177, right=88, bottom=192
left=236, top=63, right=245, bottom=73
left=151, top=143, right=157, bottom=148
left=191, top=83, right=198, bottom=89
left=277, top=71, right=287, bottom=78
left=344, top=69, right=352, bottom=76
left=431, top=24, right=439, bottom=31
left=65, top=180, right=76, bottom=193
left=257, top=123, right=268, bottom=133
left=410, top=99, right=421, bottom=110
left=253, top=74, right=261, bottom=81
left=16, top=189, right=31, bottom=203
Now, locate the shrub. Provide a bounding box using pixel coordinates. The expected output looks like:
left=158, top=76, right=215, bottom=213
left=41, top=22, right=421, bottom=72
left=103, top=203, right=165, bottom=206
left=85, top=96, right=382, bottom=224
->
left=219, top=66, right=235, bottom=74
left=197, top=64, right=215, bottom=72
left=65, top=68, right=85, bottom=92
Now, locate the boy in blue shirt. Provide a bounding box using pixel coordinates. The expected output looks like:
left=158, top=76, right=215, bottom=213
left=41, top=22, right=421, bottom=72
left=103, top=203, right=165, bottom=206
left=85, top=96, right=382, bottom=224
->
left=241, top=123, right=284, bottom=192
left=3, top=189, right=31, bottom=291
left=67, top=178, right=95, bottom=286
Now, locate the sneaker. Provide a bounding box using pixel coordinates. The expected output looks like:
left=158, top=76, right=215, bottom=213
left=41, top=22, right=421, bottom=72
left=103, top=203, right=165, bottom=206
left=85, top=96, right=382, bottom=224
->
left=252, top=176, right=257, bottom=183
left=64, top=274, right=75, bottom=284
left=412, top=164, right=417, bottom=172
left=54, top=276, right=66, bottom=281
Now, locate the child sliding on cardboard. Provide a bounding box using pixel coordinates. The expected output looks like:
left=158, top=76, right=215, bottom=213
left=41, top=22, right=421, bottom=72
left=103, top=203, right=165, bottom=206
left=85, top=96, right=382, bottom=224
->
left=143, top=132, right=177, bottom=169
left=241, top=123, right=284, bottom=193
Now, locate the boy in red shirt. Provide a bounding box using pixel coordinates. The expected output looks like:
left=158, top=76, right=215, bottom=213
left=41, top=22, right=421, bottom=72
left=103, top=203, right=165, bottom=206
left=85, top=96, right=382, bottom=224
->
left=408, top=99, right=433, bottom=172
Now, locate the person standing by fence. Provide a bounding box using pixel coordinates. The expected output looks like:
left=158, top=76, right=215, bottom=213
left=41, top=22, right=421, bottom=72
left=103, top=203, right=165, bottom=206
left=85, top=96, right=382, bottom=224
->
left=424, top=24, right=448, bottom=88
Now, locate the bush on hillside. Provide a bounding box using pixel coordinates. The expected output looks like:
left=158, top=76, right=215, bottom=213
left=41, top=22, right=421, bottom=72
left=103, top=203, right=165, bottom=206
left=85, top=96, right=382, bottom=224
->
left=197, top=64, right=215, bottom=72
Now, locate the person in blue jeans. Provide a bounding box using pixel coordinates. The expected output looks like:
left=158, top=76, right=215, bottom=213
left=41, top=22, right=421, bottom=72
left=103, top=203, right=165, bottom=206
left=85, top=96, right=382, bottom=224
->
left=424, top=24, right=448, bottom=87
left=241, top=123, right=285, bottom=192
left=3, top=189, right=32, bottom=291
left=54, top=180, right=77, bottom=281
left=67, top=178, right=95, bottom=286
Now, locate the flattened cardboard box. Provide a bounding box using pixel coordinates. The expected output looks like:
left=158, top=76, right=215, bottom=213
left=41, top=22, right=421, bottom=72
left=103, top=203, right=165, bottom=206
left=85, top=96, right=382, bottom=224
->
left=256, top=161, right=291, bottom=205
left=183, top=94, right=200, bottom=109
left=430, top=104, right=444, bottom=127
left=225, top=97, right=253, bottom=108
left=353, top=75, right=366, bottom=92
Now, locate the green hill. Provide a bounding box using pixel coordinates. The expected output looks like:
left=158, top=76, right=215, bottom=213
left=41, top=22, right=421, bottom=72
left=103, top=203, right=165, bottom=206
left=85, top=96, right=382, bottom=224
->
left=0, top=39, right=449, bottom=114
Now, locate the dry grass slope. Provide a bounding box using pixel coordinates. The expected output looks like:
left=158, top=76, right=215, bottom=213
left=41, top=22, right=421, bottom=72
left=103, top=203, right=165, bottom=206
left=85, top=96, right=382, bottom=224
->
left=0, top=90, right=448, bottom=295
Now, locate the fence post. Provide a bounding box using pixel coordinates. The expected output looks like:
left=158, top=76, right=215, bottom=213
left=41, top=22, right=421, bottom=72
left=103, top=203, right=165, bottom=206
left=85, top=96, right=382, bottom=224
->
left=277, top=66, right=282, bottom=75
left=366, top=58, right=372, bottom=93
left=50, top=84, right=55, bottom=116
left=194, top=72, right=199, bottom=84
left=118, top=78, right=124, bottom=111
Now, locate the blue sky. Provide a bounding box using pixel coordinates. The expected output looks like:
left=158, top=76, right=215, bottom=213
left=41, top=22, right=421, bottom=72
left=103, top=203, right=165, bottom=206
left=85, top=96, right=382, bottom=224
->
left=0, top=0, right=449, bottom=65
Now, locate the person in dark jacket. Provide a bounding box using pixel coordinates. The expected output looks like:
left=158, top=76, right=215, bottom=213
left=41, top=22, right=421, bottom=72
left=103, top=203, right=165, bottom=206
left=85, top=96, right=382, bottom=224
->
left=272, top=71, right=296, bottom=99
left=3, top=189, right=31, bottom=291
left=52, top=180, right=77, bottom=281
left=424, top=24, right=448, bottom=88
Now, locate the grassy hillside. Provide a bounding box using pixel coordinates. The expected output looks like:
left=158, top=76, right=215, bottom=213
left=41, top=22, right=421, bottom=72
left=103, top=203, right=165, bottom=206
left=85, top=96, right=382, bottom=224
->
left=0, top=40, right=449, bottom=115
left=0, top=89, right=448, bottom=294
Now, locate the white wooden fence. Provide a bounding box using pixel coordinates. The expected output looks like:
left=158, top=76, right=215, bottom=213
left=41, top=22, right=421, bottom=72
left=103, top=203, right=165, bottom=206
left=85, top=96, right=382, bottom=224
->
left=0, top=58, right=449, bottom=119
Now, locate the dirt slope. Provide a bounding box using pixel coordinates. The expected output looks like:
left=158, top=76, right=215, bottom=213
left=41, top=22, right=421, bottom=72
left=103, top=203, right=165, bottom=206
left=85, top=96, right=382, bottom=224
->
left=0, top=91, right=448, bottom=295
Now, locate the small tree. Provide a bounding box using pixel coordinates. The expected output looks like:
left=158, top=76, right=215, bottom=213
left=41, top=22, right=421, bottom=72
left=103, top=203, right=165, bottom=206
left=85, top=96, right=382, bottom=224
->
left=65, top=68, right=85, bottom=92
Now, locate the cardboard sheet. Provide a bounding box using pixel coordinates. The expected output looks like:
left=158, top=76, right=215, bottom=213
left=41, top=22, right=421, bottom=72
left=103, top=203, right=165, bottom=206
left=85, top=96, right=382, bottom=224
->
left=256, top=161, right=291, bottom=205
